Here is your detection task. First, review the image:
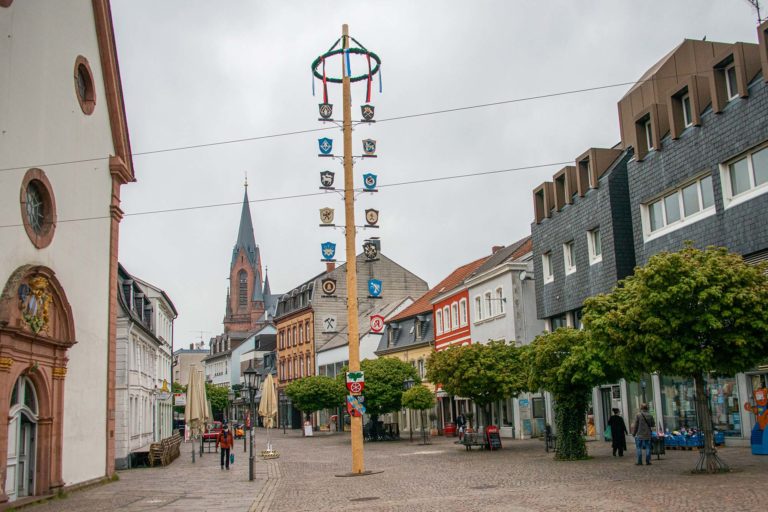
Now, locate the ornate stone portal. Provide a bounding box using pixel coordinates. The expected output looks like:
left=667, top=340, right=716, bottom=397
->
left=0, top=265, right=75, bottom=502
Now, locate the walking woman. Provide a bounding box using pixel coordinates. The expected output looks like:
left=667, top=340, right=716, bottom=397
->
left=217, top=424, right=235, bottom=470
left=607, top=408, right=628, bottom=457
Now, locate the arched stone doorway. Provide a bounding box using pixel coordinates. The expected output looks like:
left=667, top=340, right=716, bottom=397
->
left=0, top=265, right=75, bottom=503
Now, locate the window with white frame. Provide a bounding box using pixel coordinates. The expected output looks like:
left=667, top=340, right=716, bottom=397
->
left=681, top=93, right=693, bottom=127
left=588, top=228, right=602, bottom=264
left=443, top=306, right=450, bottom=332
left=644, top=175, right=715, bottom=238
left=435, top=309, right=443, bottom=335
left=474, top=296, right=482, bottom=321
left=563, top=241, right=576, bottom=275
left=644, top=119, right=653, bottom=151
left=417, top=359, right=425, bottom=379
left=495, top=287, right=504, bottom=314
left=725, top=64, right=738, bottom=100
left=483, top=291, right=492, bottom=318
left=542, top=252, right=553, bottom=283
left=459, top=298, right=468, bottom=326
left=451, top=302, right=458, bottom=328
left=721, top=145, right=768, bottom=206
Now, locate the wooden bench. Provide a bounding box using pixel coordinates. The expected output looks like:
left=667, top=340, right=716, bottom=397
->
left=149, top=434, right=182, bottom=467
left=459, top=432, right=486, bottom=451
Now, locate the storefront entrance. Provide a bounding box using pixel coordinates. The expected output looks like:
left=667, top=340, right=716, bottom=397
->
left=6, top=377, right=38, bottom=502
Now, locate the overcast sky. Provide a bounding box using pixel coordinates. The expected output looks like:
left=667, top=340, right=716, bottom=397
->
left=110, top=0, right=762, bottom=350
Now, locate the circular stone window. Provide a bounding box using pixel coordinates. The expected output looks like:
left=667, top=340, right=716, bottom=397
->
left=74, top=56, right=96, bottom=115
left=20, top=169, right=57, bottom=249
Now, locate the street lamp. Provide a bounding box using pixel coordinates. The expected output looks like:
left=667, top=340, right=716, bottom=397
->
left=403, top=378, right=415, bottom=442
left=641, top=379, right=647, bottom=405
left=227, top=390, right=235, bottom=425
left=244, top=362, right=261, bottom=482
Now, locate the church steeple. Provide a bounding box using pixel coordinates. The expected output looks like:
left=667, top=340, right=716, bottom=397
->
left=232, top=184, right=262, bottom=280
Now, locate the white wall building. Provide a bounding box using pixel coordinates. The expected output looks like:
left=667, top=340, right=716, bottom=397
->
left=0, top=0, right=134, bottom=503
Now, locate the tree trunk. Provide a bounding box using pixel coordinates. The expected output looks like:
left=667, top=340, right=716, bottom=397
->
left=554, top=393, right=589, bottom=460
left=693, top=374, right=729, bottom=473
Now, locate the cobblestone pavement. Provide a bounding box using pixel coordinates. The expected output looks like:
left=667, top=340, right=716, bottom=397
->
left=22, top=429, right=768, bottom=511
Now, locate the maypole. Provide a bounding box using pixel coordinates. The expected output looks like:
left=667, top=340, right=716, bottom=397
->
left=311, top=25, right=382, bottom=475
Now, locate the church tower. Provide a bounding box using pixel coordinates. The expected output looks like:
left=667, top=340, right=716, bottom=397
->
left=223, top=183, right=270, bottom=333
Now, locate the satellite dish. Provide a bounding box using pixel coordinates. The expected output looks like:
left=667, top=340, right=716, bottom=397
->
left=519, top=271, right=527, bottom=281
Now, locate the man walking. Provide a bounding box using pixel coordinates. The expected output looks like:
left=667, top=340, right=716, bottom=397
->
left=217, top=423, right=235, bottom=470
left=631, top=403, right=655, bottom=465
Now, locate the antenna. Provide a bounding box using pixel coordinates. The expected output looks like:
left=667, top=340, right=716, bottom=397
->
left=744, top=0, right=765, bottom=24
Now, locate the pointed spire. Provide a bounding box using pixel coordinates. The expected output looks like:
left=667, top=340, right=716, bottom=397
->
left=263, top=266, right=271, bottom=297
left=232, top=185, right=261, bottom=271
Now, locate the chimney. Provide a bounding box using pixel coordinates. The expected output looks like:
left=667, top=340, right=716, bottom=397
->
left=492, top=245, right=504, bottom=254
left=326, top=262, right=336, bottom=273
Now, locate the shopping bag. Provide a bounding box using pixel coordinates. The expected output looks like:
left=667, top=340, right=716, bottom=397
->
left=604, top=425, right=612, bottom=441
left=230, top=453, right=235, bottom=464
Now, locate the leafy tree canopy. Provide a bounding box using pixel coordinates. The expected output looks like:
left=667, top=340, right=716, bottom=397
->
left=285, top=376, right=346, bottom=416
left=402, top=384, right=435, bottom=411
left=205, top=383, right=229, bottom=418
left=584, top=244, right=768, bottom=379
left=339, top=358, right=418, bottom=417
left=426, top=341, right=524, bottom=408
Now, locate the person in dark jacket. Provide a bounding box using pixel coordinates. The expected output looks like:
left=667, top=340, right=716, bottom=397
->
left=217, top=424, right=235, bottom=470
left=607, top=408, right=628, bottom=457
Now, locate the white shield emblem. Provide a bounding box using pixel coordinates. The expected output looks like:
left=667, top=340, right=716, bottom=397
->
left=320, top=207, right=335, bottom=225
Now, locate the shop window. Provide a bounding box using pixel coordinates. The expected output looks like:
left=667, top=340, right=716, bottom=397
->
left=707, top=376, right=741, bottom=437
left=660, top=375, right=697, bottom=431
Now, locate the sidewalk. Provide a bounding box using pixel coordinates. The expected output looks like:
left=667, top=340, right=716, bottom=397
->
left=26, top=436, right=270, bottom=512
left=20, top=430, right=768, bottom=511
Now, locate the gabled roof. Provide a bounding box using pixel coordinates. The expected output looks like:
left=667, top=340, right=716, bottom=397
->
left=466, top=236, right=532, bottom=281
left=389, top=255, right=490, bottom=322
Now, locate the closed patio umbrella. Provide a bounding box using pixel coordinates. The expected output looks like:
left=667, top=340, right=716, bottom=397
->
left=258, top=373, right=279, bottom=457
left=184, top=366, right=209, bottom=461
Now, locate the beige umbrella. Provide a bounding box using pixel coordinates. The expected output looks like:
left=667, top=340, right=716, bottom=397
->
left=184, top=366, right=209, bottom=460
left=258, top=373, right=279, bottom=457
left=258, top=373, right=278, bottom=428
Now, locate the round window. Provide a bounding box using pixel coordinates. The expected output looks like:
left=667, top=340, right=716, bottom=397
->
left=20, top=168, right=57, bottom=249
left=74, top=56, right=96, bottom=115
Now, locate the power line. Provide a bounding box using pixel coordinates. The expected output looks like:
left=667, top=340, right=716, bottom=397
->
left=0, top=160, right=571, bottom=229
left=0, top=77, right=649, bottom=174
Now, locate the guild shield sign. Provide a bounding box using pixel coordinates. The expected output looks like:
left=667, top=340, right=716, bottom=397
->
left=322, top=315, right=338, bottom=332
left=320, top=170, right=335, bottom=188
left=365, top=209, right=379, bottom=226
left=319, top=207, right=335, bottom=225
left=363, top=173, right=378, bottom=190
left=361, top=104, right=375, bottom=121
left=321, top=277, right=337, bottom=295
left=363, top=241, right=378, bottom=260
left=318, top=103, right=333, bottom=119
left=362, top=139, right=377, bottom=155
left=368, top=278, right=382, bottom=297
left=321, top=242, right=336, bottom=261
left=318, top=137, right=333, bottom=155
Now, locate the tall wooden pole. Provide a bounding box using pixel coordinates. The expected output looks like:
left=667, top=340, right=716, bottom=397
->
left=342, top=23, right=364, bottom=474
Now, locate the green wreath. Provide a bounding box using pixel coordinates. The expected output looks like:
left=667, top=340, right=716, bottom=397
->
left=311, top=47, right=381, bottom=84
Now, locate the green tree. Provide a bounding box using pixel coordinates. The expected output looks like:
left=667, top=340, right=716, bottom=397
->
left=426, top=341, right=524, bottom=426
left=585, top=245, right=768, bottom=472
left=285, top=376, right=346, bottom=421
left=522, top=328, right=621, bottom=461
left=402, top=384, right=435, bottom=411
left=205, top=383, right=229, bottom=420
left=340, top=358, right=419, bottom=434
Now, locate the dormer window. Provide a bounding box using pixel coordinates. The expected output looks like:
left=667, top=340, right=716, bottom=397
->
left=725, top=64, right=738, bottom=100
left=681, top=94, right=693, bottom=127
left=644, top=119, right=653, bottom=152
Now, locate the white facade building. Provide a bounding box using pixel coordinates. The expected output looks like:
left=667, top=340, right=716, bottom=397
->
left=0, top=0, right=134, bottom=502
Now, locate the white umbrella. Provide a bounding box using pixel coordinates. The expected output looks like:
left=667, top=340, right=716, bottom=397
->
left=184, top=366, right=209, bottom=461
left=258, top=373, right=279, bottom=457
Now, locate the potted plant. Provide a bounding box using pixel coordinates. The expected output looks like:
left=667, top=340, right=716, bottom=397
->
left=428, top=412, right=439, bottom=436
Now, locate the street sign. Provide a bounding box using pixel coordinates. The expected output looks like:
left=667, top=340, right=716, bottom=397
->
left=174, top=393, right=186, bottom=406
left=370, top=314, right=384, bottom=333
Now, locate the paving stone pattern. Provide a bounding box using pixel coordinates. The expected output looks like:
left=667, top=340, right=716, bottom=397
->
left=22, top=429, right=768, bottom=511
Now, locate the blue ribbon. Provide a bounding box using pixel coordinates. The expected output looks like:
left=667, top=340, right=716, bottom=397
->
left=311, top=72, right=315, bottom=96
left=345, top=49, right=351, bottom=77
left=379, top=65, right=383, bottom=93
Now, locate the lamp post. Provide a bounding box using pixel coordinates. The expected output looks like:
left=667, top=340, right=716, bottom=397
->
left=641, top=379, right=647, bottom=405
left=244, top=363, right=260, bottom=482
left=403, top=378, right=415, bottom=442
left=227, top=390, right=235, bottom=425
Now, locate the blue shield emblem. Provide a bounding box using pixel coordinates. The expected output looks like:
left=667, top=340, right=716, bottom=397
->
left=362, top=139, right=377, bottom=155
left=363, top=173, right=378, bottom=190
left=321, top=242, right=336, bottom=261
left=318, top=138, right=333, bottom=155
left=368, top=279, right=382, bottom=297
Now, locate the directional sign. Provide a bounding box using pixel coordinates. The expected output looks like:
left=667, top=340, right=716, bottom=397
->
left=370, top=314, right=385, bottom=333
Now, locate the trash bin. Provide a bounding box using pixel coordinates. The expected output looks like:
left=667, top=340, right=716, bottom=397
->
left=443, top=422, right=457, bottom=437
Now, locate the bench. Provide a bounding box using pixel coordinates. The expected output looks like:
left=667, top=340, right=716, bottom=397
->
left=149, top=433, right=182, bottom=467
left=459, top=432, right=486, bottom=451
